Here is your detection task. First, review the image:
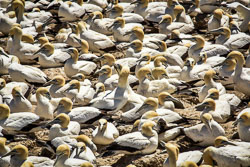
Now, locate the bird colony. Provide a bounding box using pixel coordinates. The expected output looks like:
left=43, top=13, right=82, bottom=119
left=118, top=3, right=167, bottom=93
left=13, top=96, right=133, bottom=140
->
left=0, top=0, right=250, bottom=166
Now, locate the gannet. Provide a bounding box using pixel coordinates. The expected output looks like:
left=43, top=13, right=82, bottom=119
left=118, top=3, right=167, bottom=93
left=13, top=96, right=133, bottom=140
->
left=227, top=2, right=250, bottom=32
left=203, top=144, right=250, bottom=167
left=137, top=67, right=176, bottom=97
left=44, top=76, right=65, bottom=98
left=9, top=86, right=32, bottom=113
left=64, top=48, right=97, bottom=77
left=34, top=87, right=54, bottom=120
left=104, top=121, right=158, bottom=155
left=90, top=66, right=130, bottom=112
left=1, top=144, right=54, bottom=167
left=95, top=64, right=138, bottom=90
left=208, top=9, right=229, bottom=31
left=74, top=135, right=97, bottom=153
left=71, top=142, right=96, bottom=164
left=205, top=88, right=231, bottom=121
left=158, top=92, right=184, bottom=111
left=188, top=35, right=229, bottom=62
left=159, top=14, right=194, bottom=35
left=108, top=4, right=144, bottom=23
left=196, top=98, right=231, bottom=123
left=184, top=113, right=225, bottom=146
left=0, top=104, right=40, bottom=135
left=47, top=113, right=80, bottom=141
left=198, top=69, right=226, bottom=102
left=8, top=57, right=49, bottom=84
left=200, top=0, right=219, bottom=13
left=85, top=11, right=113, bottom=35
left=109, top=17, right=143, bottom=42
left=122, top=97, right=158, bottom=122
left=77, top=39, right=99, bottom=61
left=78, top=21, right=116, bottom=53
left=179, top=58, right=210, bottom=82
left=151, top=67, right=185, bottom=87
left=63, top=80, right=95, bottom=106
left=211, top=27, right=250, bottom=50
left=150, top=41, right=184, bottom=67
left=162, top=142, right=203, bottom=167
left=55, top=97, right=102, bottom=124
left=34, top=43, right=70, bottom=68
left=48, top=0, right=101, bottom=22
left=24, top=8, right=52, bottom=23
left=187, top=0, right=202, bottom=17
left=0, top=137, right=11, bottom=167
left=126, top=40, right=160, bottom=58
left=92, top=118, right=119, bottom=145
left=55, top=28, right=71, bottom=43
left=131, top=0, right=169, bottom=18
left=87, top=0, right=108, bottom=8
left=229, top=51, right=250, bottom=96
left=7, top=26, right=39, bottom=64
left=234, top=112, right=250, bottom=142
left=80, top=162, right=94, bottom=167
left=53, top=144, right=87, bottom=167
left=0, top=78, right=29, bottom=102
left=0, top=47, right=16, bottom=75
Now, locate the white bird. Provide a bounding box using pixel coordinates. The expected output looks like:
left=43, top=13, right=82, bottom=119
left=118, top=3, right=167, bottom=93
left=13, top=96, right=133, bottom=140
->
left=205, top=88, right=231, bottom=120
left=63, top=80, right=95, bottom=106
left=196, top=98, right=231, bottom=123
left=121, top=97, right=158, bottom=122
left=7, top=26, right=39, bottom=64
left=0, top=104, right=40, bottom=135
left=198, top=69, right=226, bottom=102
left=92, top=118, right=119, bottom=145
left=162, top=142, right=203, bottom=167
left=234, top=112, right=250, bottom=142
left=53, top=144, right=87, bottom=167
left=64, top=48, right=97, bottom=77
left=184, top=113, right=225, bottom=146
left=137, top=67, right=177, bottom=97
left=229, top=51, right=250, bottom=96
left=8, top=57, right=49, bottom=84
left=48, top=113, right=80, bottom=141
left=0, top=137, right=11, bottom=167
left=90, top=66, right=130, bottom=112
left=188, top=35, right=229, bottom=62
left=34, top=87, right=54, bottom=120
left=108, top=4, right=144, bottom=23
left=0, top=47, right=15, bottom=75
left=1, top=144, right=54, bottom=167
left=227, top=2, right=250, bottom=32
left=178, top=58, right=211, bottom=82
left=104, top=121, right=158, bottom=155
left=78, top=21, right=116, bottom=53
left=109, top=17, right=143, bottom=42
left=210, top=27, right=250, bottom=50
left=203, top=144, right=250, bottom=167
left=208, top=9, right=229, bottom=31
left=200, top=0, right=219, bottom=13
left=9, top=86, right=32, bottom=113
left=159, top=14, right=194, bottom=35
left=54, top=97, right=102, bottom=124
left=74, top=135, right=97, bottom=153
left=71, top=142, right=96, bottom=164
left=34, top=42, right=70, bottom=68
left=85, top=11, right=113, bottom=35
left=44, top=76, right=66, bottom=98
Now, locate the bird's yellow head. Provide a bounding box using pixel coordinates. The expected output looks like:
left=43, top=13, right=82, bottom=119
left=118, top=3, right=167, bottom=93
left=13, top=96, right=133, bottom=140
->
left=0, top=104, right=10, bottom=120
left=141, top=121, right=156, bottom=137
